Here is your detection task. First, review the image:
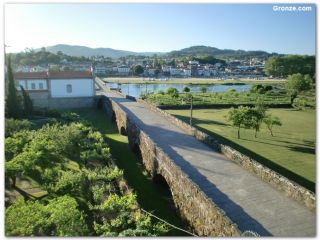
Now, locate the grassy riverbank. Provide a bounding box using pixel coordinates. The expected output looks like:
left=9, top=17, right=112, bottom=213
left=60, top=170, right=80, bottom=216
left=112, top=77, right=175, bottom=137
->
left=166, top=108, right=316, bottom=190
left=76, top=108, right=190, bottom=236
left=103, top=77, right=285, bottom=85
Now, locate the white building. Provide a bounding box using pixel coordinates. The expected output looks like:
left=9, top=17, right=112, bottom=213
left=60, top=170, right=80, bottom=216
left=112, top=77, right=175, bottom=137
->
left=189, top=60, right=199, bottom=65
left=183, top=69, right=191, bottom=77
left=14, top=71, right=95, bottom=108
left=49, top=71, right=95, bottom=98
left=94, top=65, right=107, bottom=75
left=117, top=65, right=130, bottom=75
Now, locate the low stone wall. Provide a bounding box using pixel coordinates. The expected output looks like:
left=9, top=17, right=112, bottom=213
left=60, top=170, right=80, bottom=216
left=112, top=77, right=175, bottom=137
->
left=157, top=103, right=292, bottom=110
left=102, top=95, right=241, bottom=236
left=31, top=96, right=97, bottom=109
left=136, top=98, right=316, bottom=210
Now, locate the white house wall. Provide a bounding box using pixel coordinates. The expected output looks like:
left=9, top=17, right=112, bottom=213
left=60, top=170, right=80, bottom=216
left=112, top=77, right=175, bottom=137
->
left=26, top=79, right=47, bottom=90
left=50, top=78, right=93, bottom=98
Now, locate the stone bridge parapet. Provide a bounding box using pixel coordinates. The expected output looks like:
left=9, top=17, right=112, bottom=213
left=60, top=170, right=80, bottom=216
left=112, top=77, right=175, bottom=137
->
left=101, top=95, right=241, bottom=236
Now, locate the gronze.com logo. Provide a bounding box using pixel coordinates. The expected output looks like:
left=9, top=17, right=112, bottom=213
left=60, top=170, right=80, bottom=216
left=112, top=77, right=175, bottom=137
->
left=273, top=5, right=312, bottom=12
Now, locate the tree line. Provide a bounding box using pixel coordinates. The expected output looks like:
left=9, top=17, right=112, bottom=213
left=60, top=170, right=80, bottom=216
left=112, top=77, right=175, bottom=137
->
left=10, top=48, right=90, bottom=66
left=264, top=55, right=315, bottom=79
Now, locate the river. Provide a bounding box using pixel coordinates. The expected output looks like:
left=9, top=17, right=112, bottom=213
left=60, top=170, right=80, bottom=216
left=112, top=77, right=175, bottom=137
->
left=107, top=83, right=251, bottom=97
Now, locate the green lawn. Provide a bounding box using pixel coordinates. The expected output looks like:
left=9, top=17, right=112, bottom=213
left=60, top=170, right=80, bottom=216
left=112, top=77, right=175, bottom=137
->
left=75, top=108, right=189, bottom=236
left=166, top=108, right=316, bottom=191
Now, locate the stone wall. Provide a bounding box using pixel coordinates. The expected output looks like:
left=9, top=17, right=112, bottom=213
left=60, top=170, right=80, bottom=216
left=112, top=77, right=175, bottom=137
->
left=30, top=95, right=97, bottom=109
left=48, top=96, right=96, bottom=109
left=136, top=98, right=315, bottom=210
left=101, top=95, right=241, bottom=236
left=28, top=91, right=49, bottom=108
left=157, top=103, right=292, bottom=110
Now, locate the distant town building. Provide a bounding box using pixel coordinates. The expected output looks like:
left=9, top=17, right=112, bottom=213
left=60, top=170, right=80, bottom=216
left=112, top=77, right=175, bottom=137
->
left=117, top=65, right=130, bottom=75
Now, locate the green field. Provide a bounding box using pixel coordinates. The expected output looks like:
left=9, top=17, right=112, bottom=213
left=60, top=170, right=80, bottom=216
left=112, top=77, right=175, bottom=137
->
left=75, top=108, right=189, bottom=236
left=166, top=108, right=316, bottom=190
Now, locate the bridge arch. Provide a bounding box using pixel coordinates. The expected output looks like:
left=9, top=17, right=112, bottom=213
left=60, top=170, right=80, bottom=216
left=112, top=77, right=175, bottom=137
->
left=153, top=173, right=177, bottom=212
left=131, top=142, right=143, bottom=162
left=97, top=97, right=104, bottom=109
left=111, top=110, right=116, bottom=122
left=120, top=126, right=127, bottom=136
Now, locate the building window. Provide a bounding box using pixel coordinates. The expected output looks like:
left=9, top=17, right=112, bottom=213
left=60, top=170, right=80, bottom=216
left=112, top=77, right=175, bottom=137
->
left=66, top=84, right=72, bottom=93
left=39, top=83, right=43, bottom=90
left=31, top=83, right=36, bottom=90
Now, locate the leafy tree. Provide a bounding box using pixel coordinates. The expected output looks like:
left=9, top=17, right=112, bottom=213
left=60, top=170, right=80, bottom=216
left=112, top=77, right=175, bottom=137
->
left=250, top=84, right=273, bottom=94
left=183, top=86, right=190, bottom=93
left=263, top=114, right=282, bottom=136
left=286, top=73, right=312, bottom=105
left=5, top=161, right=22, bottom=188
left=5, top=196, right=88, bottom=236
left=132, top=65, right=144, bottom=75
left=264, top=55, right=315, bottom=78
left=46, top=196, right=89, bottom=236
left=20, top=86, right=33, bottom=116
left=5, top=198, right=50, bottom=236
left=227, top=106, right=252, bottom=139
left=247, top=108, right=265, bottom=138
left=199, top=86, right=207, bottom=93
left=6, top=56, right=21, bottom=118
left=165, top=87, right=179, bottom=98
left=251, top=99, right=267, bottom=137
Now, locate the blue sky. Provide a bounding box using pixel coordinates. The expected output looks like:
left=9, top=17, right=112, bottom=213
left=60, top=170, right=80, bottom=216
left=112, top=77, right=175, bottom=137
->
left=5, top=3, right=316, bottom=54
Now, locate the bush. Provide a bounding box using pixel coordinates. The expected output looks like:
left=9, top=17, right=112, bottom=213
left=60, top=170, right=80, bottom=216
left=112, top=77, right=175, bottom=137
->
left=199, top=86, right=207, bottom=93
left=61, top=112, right=80, bottom=122
left=165, top=87, right=179, bottom=98
left=5, top=119, right=31, bottom=138
left=183, top=86, right=190, bottom=93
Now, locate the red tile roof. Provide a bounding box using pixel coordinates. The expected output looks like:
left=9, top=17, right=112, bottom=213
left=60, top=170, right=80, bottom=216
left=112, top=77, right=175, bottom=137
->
left=14, top=71, right=93, bottom=80
left=14, top=72, right=48, bottom=79
left=49, top=71, right=93, bottom=79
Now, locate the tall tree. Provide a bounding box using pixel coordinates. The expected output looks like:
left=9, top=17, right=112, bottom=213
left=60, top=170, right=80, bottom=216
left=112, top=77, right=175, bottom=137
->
left=227, top=106, right=252, bottom=139
left=132, top=65, right=144, bottom=75
left=6, top=56, right=21, bottom=118
left=263, top=114, right=282, bottom=137
left=20, top=86, right=33, bottom=116
left=286, top=73, right=312, bottom=105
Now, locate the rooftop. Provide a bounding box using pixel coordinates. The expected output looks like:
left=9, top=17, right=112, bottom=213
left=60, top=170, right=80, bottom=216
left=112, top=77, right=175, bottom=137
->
left=14, top=71, right=93, bottom=80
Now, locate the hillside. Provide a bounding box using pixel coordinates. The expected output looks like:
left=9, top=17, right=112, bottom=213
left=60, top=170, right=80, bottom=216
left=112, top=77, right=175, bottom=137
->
left=167, top=45, right=275, bottom=59
left=40, top=44, right=276, bottom=59
left=45, top=44, right=160, bottom=58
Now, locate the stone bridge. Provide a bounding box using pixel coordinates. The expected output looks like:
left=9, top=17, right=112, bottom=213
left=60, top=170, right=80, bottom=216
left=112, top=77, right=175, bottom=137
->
left=100, top=90, right=315, bottom=237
